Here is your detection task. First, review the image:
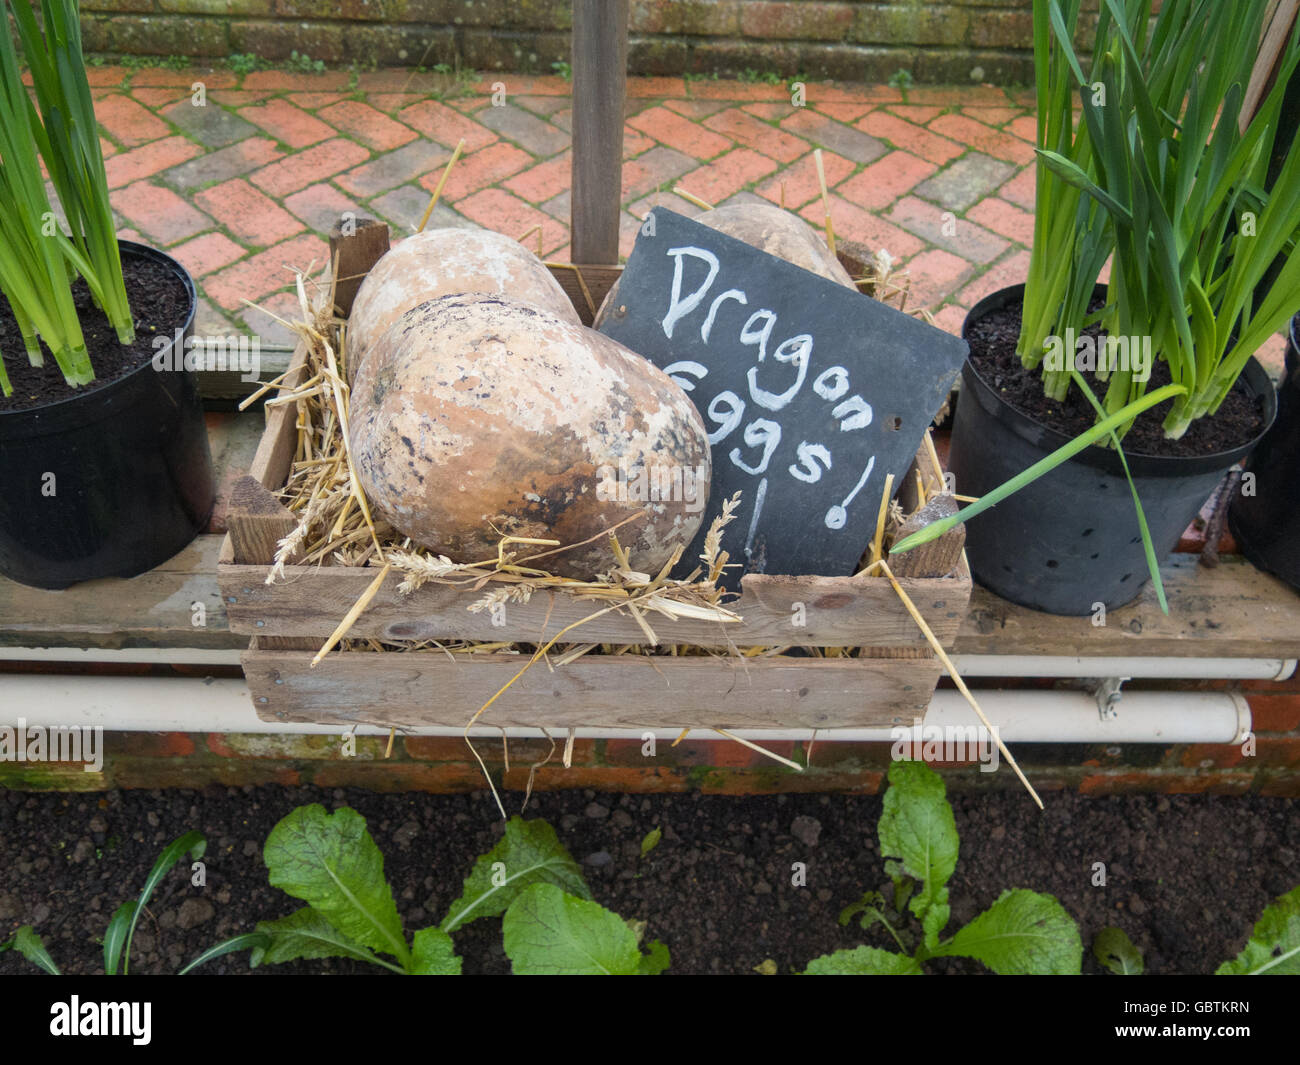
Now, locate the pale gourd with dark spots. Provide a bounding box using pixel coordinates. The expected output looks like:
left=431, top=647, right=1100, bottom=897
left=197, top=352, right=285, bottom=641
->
left=350, top=293, right=712, bottom=578
left=346, top=228, right=579, bottom=385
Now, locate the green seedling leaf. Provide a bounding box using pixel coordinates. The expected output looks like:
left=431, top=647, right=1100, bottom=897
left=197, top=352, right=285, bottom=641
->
left=1216, top=886, right=1300, bottom=975
left=839, top=890, right=887, bottom=930
left=103, top=901, right=135, bottom=976
left=1094, top=926, right=1144, bottom=975
left=178, top=933, right=271, bottom=976
left=502, top=883, right=663, bottom=975
left=637, top=939, right=672, bottom=975
left=892, top=876, right=916, bottom=916
left=10, top=926, right=61, bottom=975
left=119, top=830, right=206, bottom=975
left=804, top=946, right=923, bottom=975
left=441, top=816, right=590, bottom=934
left=934, top=889, right=1083, bottom=975
left=920, top=899, right=952, bottom=953
left=838, top=889, right=913, bottom=954
left=264, top=805, right=410, bottom=967
left=640, top=826, right=662, bottom=858
left=250, top=907, right=403, bottom=973
left=878, top=762, right=958, bottom=943
left=410, top=927, right=462, bottom=975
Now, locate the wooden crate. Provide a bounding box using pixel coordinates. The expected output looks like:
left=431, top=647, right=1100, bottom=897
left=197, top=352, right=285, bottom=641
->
left=217, top=224, right=970, bottom=732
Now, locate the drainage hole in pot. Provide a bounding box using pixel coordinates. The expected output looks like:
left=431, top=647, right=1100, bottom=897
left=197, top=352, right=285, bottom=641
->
left=887, top=415, right=902, bottom=430
left=1130, top=536, right=1142, bottom=545
left=1090, top=553, right=1100, bottom=560
left=1082, top=528, right=1094, bottom=537
left=1120, top=573, right=1133, bottom=583
left=1045, top=560, right=1059, bottom=568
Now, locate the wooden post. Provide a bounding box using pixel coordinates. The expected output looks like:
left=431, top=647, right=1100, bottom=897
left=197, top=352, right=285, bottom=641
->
left=570, top=0, right=628, bottom=265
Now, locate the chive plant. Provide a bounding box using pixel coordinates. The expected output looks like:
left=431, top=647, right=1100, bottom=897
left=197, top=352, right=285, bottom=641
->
left=1020, top=0, right=1300, bottom=439
left=1017, top=0, right=1252, bottom=405
left=0, top=0, right=135, bottom=397
left=13, top=0, right=134, bottom=346
left=1015, top=0, right=1113, bottom=398
left=1040, top=0, right=1300, bottom=439
left=0, top=3, right=93, bottom=393
left=897, top=0, right=1300, bottom=606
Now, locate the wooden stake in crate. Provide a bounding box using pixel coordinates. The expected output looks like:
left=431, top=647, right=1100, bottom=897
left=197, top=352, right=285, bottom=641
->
left=328, top=216, right=389, bottom=318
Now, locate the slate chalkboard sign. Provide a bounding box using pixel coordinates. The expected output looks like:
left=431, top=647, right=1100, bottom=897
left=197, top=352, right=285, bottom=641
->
left=598, top=207, right=967, bottom=590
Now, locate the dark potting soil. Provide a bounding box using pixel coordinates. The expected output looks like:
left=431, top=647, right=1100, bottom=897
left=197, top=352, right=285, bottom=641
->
left=0, top=784, right=1295, bottom=976
left=0, top=256, right=190, bottom=413
left=965, top=299, right=1266, bottom=458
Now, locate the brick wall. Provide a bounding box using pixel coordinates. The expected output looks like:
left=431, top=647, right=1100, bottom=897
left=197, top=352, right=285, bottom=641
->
left=78, top=0, right=1046, bottom=84
left=4, top=678, right=1298, bottom=796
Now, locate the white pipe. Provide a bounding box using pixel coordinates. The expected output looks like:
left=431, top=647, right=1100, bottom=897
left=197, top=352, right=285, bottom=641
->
left=0, top=676, right=1250, bottom=744
left=951, top=655, right=1296, bottom=681
left=0, top=646, right=1292, bottom=681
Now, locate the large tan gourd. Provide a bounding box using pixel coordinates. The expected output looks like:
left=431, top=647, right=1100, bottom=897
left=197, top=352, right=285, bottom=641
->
left=350, top=293, right=712, bottom=579
left=593, top=202, right=854, bottom=327
left=346, top=227, right=579, bottom=384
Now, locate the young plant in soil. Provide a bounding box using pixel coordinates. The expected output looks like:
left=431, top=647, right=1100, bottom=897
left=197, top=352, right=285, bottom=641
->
left=1217, top=885, right=1300, bottom=975
left=1092, top=925, right=1144, bottom=975
left=1094, top=885, right=1300, bottom=976
left=0, top=831, right=209, bottom=975
left=201, top=805, right=669, bottom=976
left=803, top=762, right=1083, bottom=975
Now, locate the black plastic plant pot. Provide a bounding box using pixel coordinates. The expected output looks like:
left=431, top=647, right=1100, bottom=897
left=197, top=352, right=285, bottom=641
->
left=1229, top=313, right=1300, bottom=593
left=950, top=285, right=1278, bottom=616
left=0, top=241, right=215, bottom=590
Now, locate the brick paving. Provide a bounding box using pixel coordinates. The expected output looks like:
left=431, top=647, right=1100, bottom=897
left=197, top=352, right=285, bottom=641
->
left=95, top=66, right=1287, bottom=369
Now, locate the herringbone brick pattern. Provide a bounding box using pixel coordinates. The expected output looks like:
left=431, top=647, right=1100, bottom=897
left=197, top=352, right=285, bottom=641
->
left=90, top=66, right=1287, bottom=371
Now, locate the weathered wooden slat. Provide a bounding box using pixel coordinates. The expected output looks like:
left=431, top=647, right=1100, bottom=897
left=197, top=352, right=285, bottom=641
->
left=258, top=636, right=321, bottom=651
left=221, top=564, right=970, bottom=648
left=0, top=535, right=242, bottom=651
left=245, top=341, right=310, bottom=497
left=197, top=349, right=294, bottom=401
left=954, top=554, right=1300, bottom=658
left=244, top=649, right=937, bottom=729
left=207, top=410, right=272, bottom=535
left=6, top=536, right=1298, bottom=659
